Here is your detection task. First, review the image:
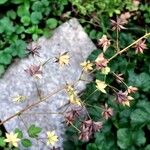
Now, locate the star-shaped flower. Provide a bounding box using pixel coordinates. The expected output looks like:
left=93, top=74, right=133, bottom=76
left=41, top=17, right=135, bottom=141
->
left=55, top=52, right=70, bottom=67
left=95, top=80, right=107, bottom=93
left=4, top=132, right=20, bottom=147
left=47, top=131, right=58, bottom=146
left=80, top=60, right=93, bottom=72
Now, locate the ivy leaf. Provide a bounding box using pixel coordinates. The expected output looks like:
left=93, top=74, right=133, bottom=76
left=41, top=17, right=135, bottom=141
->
left=117, top=128, right=132, bottom=149
left=128, top=71, right=150, bottom=92
left=0, top=137, right=6, bottom=147
left=27, top=124, right=42, bottom=138
left=46, top=18, right=58, bottom=29
left=130, top=101, right=150, bottom=127
left=21, top=139, right=32, bottom=148
left=132, top=130, right=146, bottom=146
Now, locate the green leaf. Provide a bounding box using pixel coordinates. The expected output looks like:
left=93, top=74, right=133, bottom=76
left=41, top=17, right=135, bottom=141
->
left=132, top=130, right=146, bottom=146
left=21, top=139, right=32, bottom=148
left=0, top=52, right=12, bottom=65
left=27, top=124, right=42, bottom=138
left=86, top=143, right=97, bottom=150
left=128, top=71, right=150, bottom=92
left=10, top=0, right=24, bottom=4
left=21, top=16, right=30, bottom=26
left=89, top=30, right=97, bottom=39
left=0, top=0, right=8, bottom=4
left=0, top=65, right=5, bottom=76
left=15, top=128, right=23, bottom=139
left=7, top=10, right=17, bottom=20
left=117, top=128, right=132, bottom=149
left=11, top=40, right=27, bottom=58
left=17, top=2, right=30, bottom=17
left=31, top=12, right=42, bottom=24
left=0, top=137, right=6, bottom=147
left=145, top=145, right=150, bottom=150
left=46, top=18, right=58, bottom=29
left=130, top=109, right=149, bottom=127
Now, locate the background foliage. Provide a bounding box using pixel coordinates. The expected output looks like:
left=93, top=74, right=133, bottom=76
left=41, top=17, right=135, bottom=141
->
left=0, top=0, right=150, bottom=150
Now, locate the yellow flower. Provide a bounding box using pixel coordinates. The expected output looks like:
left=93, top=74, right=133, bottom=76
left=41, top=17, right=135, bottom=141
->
left=47, top=131, right=58, bottom=146
left=4, top=132, right=20, bottom=147
left=96, top=80, right=107, bottom=93
left=12, top=95, right=26, bottom=103
left=101, top=67, right=110, bottom=75
left=66, top=85, right=81, bottom=106
left=55, top=52, right=70, bottom=67
left=80, top=60, right=93, bottom=72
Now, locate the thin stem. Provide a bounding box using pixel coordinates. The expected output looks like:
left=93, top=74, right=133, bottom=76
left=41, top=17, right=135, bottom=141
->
left=116, top=29, right=119, bottom=52
left=108, top=32, right=150, bottom=62
left=70, top=122, right=81, bottom=132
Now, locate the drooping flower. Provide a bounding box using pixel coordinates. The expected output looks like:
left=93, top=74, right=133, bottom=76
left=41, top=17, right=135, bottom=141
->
left=4, top=132, right=20, bottom=147
left=102, top=104, right=113, bottom=120
left=66, top=84, right=81, bottom=106
left=25, top=64, right=43, bottom=79
left=55, top=52, right=70, bottom=67
left=98, top=35, right=111, bottom=52
left=111, top=18, right=126, bottom=31
left=12, top=94, right=26, bottom=103
left=80, top=60, right=93, bottom=72
left=47, top=131, right=58, bottom=146
left=116, top=91, right=134, bottom=106
left=96, top=80, right=107, bottom=93
left=127, top=86, right=138, bottom=94
left=79, top=119, right=102, bottom=141
left=65, top=109, right=81, bottom=125
left=95, top=53, right=108, bottom=70
left=133, top=40, right=147, bottom=54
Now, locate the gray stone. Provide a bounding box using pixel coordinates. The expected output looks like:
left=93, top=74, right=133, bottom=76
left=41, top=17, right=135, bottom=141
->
left=0, top=18, right=96, bottom=149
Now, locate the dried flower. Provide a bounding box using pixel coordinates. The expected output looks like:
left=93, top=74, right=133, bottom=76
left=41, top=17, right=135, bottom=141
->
left=119, top=12, right=131, bottom=24
left=127, top=86, right=138, bottom=94
left=96, top=80, right=107, bottom=93
left=26, top=43, right=40, bottom=57
left=80, top=60, right=93, bottom=72
left=102, top=104, right=113, bottom=120
left=65, top=109, right=81, bottom=125
left=95, top=53, right=108, bottom=70
left=116, top=91, right=134, bottom=106
left=133, top=40, right=147, bottom=54
left=25, top=64, right=43, bottom=79
left=4, top=132, right=20, bottom=147
left=66, top=85, right=81, bottom=106
left=79, top=119, right=102, bottom=141
left=47, top=131, right=58, bottom=146
left=98, top=35, right=111, bottom=52
left=116, top=73, right=124, bottom=83
left=55, top=52, right=70, bottom=67
left=111, top=18, right=126, bottom=31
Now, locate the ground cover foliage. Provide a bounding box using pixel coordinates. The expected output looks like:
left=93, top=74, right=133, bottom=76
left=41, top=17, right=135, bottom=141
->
left=0, top=0, right=150, bottom=150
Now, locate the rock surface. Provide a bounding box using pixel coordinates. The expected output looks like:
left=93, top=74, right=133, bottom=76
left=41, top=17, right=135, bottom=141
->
left=0, top=18, right=96, bottom=149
